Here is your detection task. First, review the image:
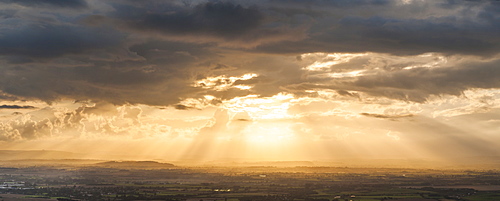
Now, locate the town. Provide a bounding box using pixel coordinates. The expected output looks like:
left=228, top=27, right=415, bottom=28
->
left=0, top=162, right=499, bottom=201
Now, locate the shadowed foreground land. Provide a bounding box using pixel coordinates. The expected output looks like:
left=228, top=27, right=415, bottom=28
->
left=0, top=161, right=500, bottom=201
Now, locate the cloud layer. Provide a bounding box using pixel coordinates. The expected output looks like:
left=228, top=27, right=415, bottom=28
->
left=0, top=0, right=499, bottom=163
left=0, top=0, right=498, bottom=105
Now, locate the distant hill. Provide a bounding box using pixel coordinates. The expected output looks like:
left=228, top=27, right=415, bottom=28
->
left=94, top=161, right=175, bottom=169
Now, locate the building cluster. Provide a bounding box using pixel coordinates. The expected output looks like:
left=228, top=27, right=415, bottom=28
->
left=0, top=181, right=25, bottom=189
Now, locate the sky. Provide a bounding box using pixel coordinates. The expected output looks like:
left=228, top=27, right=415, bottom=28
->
left=0, top=0, right=499, bottom=166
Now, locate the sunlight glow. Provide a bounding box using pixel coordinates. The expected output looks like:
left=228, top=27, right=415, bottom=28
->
left=193, top=73, right=258, bottom=91
left=328, top=70, right=366, bottom=78
left=302, top=53, right=367, bottom=71
left=403, top=53, right=448, bottom=70
left=233, top=85, right=253, bottom=90
left=223, top=93, right=294, bottom=120
left=245, top=125, right=293, bottom=143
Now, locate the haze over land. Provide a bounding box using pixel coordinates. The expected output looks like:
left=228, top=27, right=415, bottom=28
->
left=0, top=0, right=499, bottom=168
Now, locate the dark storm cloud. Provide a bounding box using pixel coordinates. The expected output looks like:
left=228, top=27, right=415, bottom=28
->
left=128, top=40, right=217, bottom=67
left=0, top=24, right=123, bottom=59
left=0, top=105, right=35, bottom=109
left=0, top=64, right=199, bottom=105
left=0, top=0, right=88, bottom=9
left=0, top=9, right=16, bottom=19
left=102, top=1, right=305, bottom=47
left=0, top=23, right=216, bottom=105
left=335, top=16, right=498, bottom=55
left=268, top=0, right=390, bottom=7
left=0, top=0, right=498, bottom=106
left=130, top=2, right=262, bottom=38
left=248, top=0, right=500, bottom=56
left=257, top=15, right=500, bottom=55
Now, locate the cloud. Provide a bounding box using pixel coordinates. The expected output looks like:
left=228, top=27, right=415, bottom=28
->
left=0, top=23, right=123, bottom=59
left=248, top=0, right=500, bottom=56
left=0, top=36, right=219, bottom=105
left=0, top=0, right=498, bottom=107
left=285, top=56, right=500, bottom=103
left=0, top=115, right=54, bottom=141
left=257, top=16, right=499, bottom=55
left=130, top=2, right=263, bottom=38
left=336, top=16, right=498, bottom=55
left=0, top=105, right=35, bottom=109
left=351, top=58, right=500, bottom=102
left=360, top=113, right=414, bottom=120
left=0, top=0, right=88, bottom=9
left=0, top=0, right=498, bottom=164
left=0, top=102, right=157, bottom=141
left=174, top=104, right=192, bottom=110
left=100, top=1, right=307, bottom=47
